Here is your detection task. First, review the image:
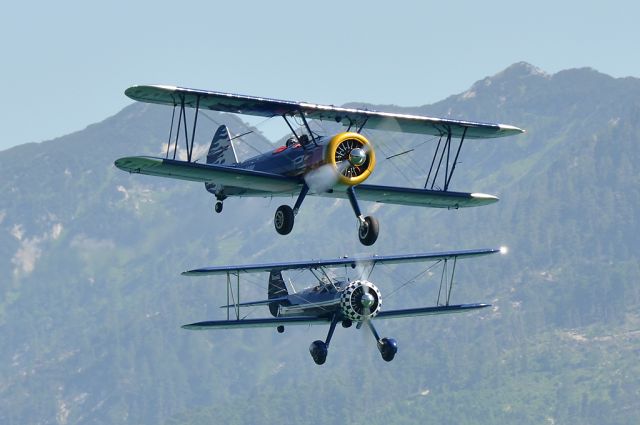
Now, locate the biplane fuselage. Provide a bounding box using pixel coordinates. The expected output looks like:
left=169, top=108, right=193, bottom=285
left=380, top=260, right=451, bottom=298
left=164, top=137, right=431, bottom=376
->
left=275, top=282, right=343, bottom=319
left=241, top=140, right=321, bottom=177
left=217, top=136, right=328, bottom=197
left=270, top=279, right=382, bottom=323
left=218, top=132, right=372, bottom=195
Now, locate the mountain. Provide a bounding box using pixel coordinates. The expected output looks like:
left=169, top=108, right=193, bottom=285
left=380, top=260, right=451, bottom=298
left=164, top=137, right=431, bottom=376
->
left=1, top=62, right=638, bottom=425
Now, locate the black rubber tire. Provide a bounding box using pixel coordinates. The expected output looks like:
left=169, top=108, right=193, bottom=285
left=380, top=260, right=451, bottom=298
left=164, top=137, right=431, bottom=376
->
left=309, top=340, right=328, bottom=365
left=358, top=216, right=379, bottom=246
left=274, top=205, right=294, bottom=235
left=214, top=201, right=223, bottom=213
left=379, top=337, right=398, bottom=362
left=382, top=352, right=395, bottom=362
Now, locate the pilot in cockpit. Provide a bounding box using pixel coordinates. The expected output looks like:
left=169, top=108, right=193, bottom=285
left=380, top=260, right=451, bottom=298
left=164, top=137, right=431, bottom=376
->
left=298, top=134, right=310, bottom=146
left=285, top=134, right=311, bottom=148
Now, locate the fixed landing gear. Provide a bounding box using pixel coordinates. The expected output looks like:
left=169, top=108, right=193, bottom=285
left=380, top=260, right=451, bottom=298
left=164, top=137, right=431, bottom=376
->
left=348, top=186, right=379, bottom=246
left=366, top=320, right=397, bottom=362
left=309, top=315, right=339, bottom=365
left=378, top=337, right=398, bottom=362
left=274, top=184, right=308, bottom=236
left=274, top=205, right=294, bottom=235
left=358, top=216, right=379, bottom=246
left=214, top=194, right=226, bottom=214
left=273, top=184, right=379, bottom=245
left=309, top=340, right=329, bottom=365
left=276, top=325, right=285, bottom=334
left=309, top=316, right=397, bottom=365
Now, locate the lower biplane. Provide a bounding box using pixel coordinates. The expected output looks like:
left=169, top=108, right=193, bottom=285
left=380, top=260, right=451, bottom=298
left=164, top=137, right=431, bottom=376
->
left=115, top=85, right=523, bottom=245
left=181, top=247, right=503, bottom=365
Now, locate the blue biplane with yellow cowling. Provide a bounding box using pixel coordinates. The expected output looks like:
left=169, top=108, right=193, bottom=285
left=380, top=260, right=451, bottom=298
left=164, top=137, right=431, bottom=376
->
left=115, top=85, right=523, bottom=245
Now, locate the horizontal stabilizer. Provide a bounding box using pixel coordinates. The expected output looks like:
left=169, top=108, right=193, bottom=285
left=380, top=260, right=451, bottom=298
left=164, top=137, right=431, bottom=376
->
left=219, top=296, right=289, bottom=308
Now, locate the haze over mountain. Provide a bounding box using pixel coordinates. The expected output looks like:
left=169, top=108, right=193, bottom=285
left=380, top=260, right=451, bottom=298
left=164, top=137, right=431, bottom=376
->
left=1, top=62, right=638, bottom=425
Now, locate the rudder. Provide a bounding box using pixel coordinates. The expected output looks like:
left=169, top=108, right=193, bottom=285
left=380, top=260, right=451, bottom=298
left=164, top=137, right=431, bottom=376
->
left=207, top=125, right=238, bottom=165
left=268, top=270, right=289, bottom=317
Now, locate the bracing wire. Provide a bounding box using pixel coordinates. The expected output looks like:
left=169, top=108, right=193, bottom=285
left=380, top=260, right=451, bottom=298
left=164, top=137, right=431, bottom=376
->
left=383, top=260, right=443, bottom=301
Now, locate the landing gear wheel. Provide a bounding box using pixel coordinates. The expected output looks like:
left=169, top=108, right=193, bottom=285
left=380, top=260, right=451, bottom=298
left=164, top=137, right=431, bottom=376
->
left=214, top=201, right=223, bottom=213
left=378, top=337, right=398, bottom=362
left=309, top=340, right=328, bottom=365
left=358, top=216, right=379, bottom=246
left=274, top=205, right=294, bottom=235
left=277, top=325, right=285, bottom=334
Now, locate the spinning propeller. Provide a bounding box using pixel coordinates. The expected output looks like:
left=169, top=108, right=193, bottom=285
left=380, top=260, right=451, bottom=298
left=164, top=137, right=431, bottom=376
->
left=304, top=132, right=376, bottom=193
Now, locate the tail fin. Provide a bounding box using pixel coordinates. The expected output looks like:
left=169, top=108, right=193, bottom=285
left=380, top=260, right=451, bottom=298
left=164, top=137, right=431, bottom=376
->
left=268, top=270, right=289, bottom=317
left=207, top=125, right=238, bottom=165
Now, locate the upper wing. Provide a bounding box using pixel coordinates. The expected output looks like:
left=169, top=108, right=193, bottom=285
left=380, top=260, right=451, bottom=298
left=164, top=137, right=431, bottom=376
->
left=125, top=85, right=524, bottom=139
left=114, top=156, right=301, bottom=194
left=376, top=303, right=490, bottom=319
left=182, top=248, right=502, bottom=276
left=321, top=184, right=499, bottom=208
left=182, top=316, right=328, bottom=330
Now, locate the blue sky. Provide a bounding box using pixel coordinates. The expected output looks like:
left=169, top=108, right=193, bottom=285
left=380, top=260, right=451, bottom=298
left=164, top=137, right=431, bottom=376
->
left=2, top=0, right=639, bottom=151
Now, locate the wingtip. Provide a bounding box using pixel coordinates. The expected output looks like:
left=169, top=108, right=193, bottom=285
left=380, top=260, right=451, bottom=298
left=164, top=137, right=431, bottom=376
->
left=465, top=303, right=492, bottom=309
left=181, top=323, right=199, bottom=330
left=113, top=157, right=128, bottom=170
left=125, top=84, right=178, bottom=100
left=470, top=193, right=500, bottom=204
left=498, top=124, right=526, bottom=135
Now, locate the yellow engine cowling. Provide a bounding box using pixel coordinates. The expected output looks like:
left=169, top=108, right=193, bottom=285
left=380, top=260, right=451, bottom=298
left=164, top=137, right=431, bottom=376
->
left=324, top=132, right=376, bottom=186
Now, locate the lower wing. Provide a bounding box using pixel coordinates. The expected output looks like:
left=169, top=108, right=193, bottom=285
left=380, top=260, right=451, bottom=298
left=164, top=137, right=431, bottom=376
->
left=181, top=316, right=328, bottom=330
left=115, top=156, right=497, bottom=208
left=322, top=185, right=498, bottom=208
left=376, top=303, right=490, bottom=319
left=115, top=156, right=300, bottom=194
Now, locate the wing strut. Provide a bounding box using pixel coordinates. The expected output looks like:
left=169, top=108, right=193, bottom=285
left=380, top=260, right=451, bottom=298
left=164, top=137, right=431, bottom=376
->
left=225, top=272, right=241, bottom=320
left=424, top=126, right=468, bottom=192
left=356, top=116, right=369, bottom=133
left=166, top=105, right=177, bottom=159
left=298, top=111, right=318, bottom=146
left=282, top=114, right=299, bottom=143
left=164, top=94, right=202, bottom=163
left=436, top=256, right=458, bottom=306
